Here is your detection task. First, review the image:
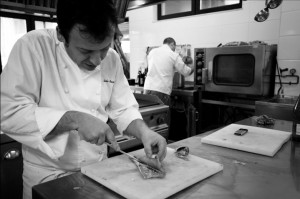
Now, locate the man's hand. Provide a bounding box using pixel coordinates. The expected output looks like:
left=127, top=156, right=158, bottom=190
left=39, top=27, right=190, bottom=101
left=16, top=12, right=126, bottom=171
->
left=140, top=129, right=167, bottom=162
left=182, top=56, right=194, bottom=75
left=182, top=56, right=193, bottom=65
left=125, top=119, right=167, bottom=161
left=51, top=111, right=119, bottom=150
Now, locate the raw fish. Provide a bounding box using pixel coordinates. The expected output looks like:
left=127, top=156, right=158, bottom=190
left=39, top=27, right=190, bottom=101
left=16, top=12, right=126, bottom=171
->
left=129, top=156, right=166, bottom=179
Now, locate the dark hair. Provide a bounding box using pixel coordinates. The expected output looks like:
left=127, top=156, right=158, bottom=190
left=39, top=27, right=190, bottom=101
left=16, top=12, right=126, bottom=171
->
left=163, top=37, right=176, bottom=45
left=56, top=0, right=118, bottom=43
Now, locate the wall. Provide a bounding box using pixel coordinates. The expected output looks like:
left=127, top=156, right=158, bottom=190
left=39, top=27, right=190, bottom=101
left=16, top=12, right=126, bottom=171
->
left=127, top=0, right=300, bottom=97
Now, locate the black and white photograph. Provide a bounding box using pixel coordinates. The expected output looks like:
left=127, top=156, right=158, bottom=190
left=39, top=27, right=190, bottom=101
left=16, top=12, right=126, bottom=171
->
left=0, top=0, right=299, bottom=199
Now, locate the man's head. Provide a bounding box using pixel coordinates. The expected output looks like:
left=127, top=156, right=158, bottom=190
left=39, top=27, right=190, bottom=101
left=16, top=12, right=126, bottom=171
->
left=163, top=37, right=176, bottom=52
left=56, top=0, right=117, bottom=71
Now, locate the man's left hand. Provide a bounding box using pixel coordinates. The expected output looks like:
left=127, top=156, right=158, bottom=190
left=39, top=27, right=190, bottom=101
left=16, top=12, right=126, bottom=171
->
left=140, top=129, right=167, bottom=161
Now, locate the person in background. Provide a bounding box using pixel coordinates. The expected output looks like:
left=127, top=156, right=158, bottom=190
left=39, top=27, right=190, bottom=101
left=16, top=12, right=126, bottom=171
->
left=0, top=0, right=167, bottom=198
left=143, top=37, right=194, bottom=106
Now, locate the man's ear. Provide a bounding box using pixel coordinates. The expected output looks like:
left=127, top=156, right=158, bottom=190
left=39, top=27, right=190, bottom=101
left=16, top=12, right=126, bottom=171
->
left=56, top=26, right=66, bottom=43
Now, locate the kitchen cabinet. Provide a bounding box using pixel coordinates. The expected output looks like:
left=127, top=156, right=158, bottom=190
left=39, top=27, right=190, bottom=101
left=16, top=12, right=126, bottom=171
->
left=200, top=91, right=255, bottom=133
left=169, top=86, right=201, bottom=141
left=0, top=134, right=23, bottom=199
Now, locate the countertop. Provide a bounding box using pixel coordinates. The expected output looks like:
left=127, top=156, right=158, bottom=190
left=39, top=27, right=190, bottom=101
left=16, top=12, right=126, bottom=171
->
left=32, top=117, right=300, bottom=199
left=130, top=84, right=200, bottom=97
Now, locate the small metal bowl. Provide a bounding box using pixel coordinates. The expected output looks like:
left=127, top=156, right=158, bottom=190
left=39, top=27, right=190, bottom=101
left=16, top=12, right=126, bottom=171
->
left=175, top=146, right=189, bottom=159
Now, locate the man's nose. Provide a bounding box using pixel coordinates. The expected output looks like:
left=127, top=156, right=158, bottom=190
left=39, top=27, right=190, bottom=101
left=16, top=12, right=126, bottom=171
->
left=89, top=51, right=102, bottom=66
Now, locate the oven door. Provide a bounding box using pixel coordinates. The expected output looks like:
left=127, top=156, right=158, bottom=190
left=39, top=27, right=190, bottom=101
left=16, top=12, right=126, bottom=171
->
left=203, top=45, right=264, bottom=95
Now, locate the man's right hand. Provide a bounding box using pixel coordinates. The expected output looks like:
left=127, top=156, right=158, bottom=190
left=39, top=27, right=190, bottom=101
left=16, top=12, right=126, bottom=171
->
left=51, top=111, right=119, bottom=150
left=182, top=56, right=193, bottom=65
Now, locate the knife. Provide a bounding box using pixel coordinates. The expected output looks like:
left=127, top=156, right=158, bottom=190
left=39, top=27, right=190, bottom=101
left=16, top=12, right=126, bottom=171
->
left=105, top=142, right=162, bottom=172
left=105, top=142, right=141, bottom=163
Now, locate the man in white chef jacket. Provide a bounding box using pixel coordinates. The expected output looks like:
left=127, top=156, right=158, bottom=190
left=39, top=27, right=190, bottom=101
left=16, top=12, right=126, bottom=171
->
left=0, top=0, right=167, bottom=198
left=144, top=37, right=194, bottom=105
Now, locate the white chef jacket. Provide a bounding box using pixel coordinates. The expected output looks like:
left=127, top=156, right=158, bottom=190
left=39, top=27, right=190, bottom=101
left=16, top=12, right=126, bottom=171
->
left=0, top=28, right=142, bottom=175
left=143, top=44, right=192, bottom=95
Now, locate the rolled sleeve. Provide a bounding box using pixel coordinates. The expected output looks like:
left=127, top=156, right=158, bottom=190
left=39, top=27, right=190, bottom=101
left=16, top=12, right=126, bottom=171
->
left=114, top=107, right=142, bottom=133
left=35, top=107, right=67, bottom=138
left=174, top=54, right=192, bottom=77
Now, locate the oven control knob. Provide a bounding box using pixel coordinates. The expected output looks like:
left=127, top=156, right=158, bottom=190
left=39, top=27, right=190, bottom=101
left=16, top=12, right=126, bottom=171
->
left=197, top=54, right=203, bottom=59
left=197, top=76, right=201, bottom=81
left=197, top=61, right=202, bottom=66
left=197, top=69, right=202, bottom=73
left=157, top=117, right=164, bottom=124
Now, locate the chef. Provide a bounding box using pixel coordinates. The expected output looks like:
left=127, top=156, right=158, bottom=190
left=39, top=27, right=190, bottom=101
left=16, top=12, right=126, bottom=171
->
left=144, top=37, right=194, bottom=106
left=0, top=0, right=167, bottom=198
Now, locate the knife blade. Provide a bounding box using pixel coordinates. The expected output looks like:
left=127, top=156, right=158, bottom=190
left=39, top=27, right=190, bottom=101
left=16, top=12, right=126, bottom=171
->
left=105, top=142, right=141, bottom=162
left=105, top=142, right=162, bottom=173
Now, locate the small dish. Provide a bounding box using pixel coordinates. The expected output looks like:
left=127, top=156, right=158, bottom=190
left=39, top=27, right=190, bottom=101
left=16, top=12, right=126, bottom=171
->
left=175, top=146, right=189, bottom=160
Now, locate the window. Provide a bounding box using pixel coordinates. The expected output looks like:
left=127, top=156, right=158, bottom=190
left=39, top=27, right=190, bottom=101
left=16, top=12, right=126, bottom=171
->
left=0, top=11, right=57, bottom=72
left=0, top=17, right=27, bottom=69
left=35, top=21, right=57, bottom=30
left=160, top=0, right=193, bottom=16
left=158, top=0, right=242, bottom=20
left=118, top=19, right=130, bottom=62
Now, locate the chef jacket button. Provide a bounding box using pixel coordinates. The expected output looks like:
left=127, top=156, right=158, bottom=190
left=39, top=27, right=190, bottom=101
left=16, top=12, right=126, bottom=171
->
left=64, top=88, right=69, bottom=93
left=91, top=109, right=95, bottom=113
left=64, top=65, right=68, bottom=69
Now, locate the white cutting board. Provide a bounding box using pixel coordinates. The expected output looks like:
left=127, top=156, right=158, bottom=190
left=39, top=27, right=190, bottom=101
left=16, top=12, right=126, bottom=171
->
left=201, top=124, right=291, bottom=157
left=81, top=147, right=223, bottom=199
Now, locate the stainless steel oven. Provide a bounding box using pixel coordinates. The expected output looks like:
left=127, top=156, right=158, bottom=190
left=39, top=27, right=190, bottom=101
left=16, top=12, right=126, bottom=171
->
left=194, top=44, right=277, bottom=97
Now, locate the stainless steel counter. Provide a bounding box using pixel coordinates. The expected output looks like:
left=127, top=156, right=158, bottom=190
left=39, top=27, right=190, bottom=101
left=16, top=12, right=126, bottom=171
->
left=32, top=116, right=300, bottom=199
left=255, top=95, right=298, bottom=121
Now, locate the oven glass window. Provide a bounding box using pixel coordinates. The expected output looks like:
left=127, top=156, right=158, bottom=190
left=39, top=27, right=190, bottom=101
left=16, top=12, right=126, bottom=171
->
left=213, top=54, right=255, bottom=86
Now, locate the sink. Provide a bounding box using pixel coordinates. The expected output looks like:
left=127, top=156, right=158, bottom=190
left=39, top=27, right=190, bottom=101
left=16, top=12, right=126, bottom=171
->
left=265, top=96, right=297, bottom=105
left=171, top=86, right=198, bottom=96
left=178, top=86, right=196, bottom=90
left=255, top=95, right=298, bottom=121
left=173, top=86, right=196, bottom=91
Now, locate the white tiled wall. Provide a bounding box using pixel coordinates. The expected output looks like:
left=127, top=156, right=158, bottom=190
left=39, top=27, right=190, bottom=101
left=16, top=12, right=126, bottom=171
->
left=277, top=1, right=300, bottom=97
left=127, top=0, right=300, bottom=97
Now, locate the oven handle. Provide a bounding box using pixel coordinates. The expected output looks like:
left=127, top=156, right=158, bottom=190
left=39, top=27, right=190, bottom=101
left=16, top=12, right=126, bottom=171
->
left=195, top=110, right=199, bottom=122
left=207, top=61, right=213, bottom=81
left=202, top=68, right=208, bottom=84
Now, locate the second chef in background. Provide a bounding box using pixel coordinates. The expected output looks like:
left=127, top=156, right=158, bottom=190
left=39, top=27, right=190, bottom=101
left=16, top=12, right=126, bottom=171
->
left=144, top=37, right=194, bottom=106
